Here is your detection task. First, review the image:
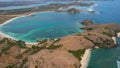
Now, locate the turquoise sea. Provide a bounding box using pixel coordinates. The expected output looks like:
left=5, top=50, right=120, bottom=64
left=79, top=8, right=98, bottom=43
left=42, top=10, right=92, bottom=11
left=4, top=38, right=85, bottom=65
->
left=0, top=0, right=120, bottom=68
left=0, top=12, right=84, bottom=43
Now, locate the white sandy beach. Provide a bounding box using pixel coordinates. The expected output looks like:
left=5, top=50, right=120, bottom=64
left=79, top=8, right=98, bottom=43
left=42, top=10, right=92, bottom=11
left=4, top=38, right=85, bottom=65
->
left=0, top=12, right=40, bottom=45
left=0, top=30, right=38, bottom=45
left=0, top=11, right=55, bottom=45
left=117, top=32, right=120, bottom=37
left=80, top=49, right=91, bottom=68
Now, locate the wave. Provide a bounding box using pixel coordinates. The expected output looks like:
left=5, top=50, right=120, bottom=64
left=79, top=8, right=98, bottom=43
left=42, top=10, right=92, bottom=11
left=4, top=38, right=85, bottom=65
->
left=88, top=3, right=98, bottom=11
left=87, top=3, right=101, bottom=14
left=117, top=60, right=120, bottom=68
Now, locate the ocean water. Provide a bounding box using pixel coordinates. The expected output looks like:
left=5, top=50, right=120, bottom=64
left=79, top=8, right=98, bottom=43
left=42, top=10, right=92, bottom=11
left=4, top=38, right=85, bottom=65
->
left=0, top=0, right=120, bottom=68
left=0, top=12, right=84, bottom=43
left=87, top=0, right=120, bottom=68
left=88, top=38, right=120, bottom=68
left=1, top=9, right=119, bottom=43
left=1, top=0, right=120, bottom=43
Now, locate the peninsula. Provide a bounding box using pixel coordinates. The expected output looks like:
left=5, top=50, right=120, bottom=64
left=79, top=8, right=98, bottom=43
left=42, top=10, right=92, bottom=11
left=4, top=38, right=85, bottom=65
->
left=0, top=19, right=120, bottom=68
left=0, top=1, right=119, bottom=68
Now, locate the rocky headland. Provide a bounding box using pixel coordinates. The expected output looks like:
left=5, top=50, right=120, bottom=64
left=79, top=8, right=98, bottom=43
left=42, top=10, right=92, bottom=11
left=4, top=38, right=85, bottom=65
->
left=66, top=8, right=81, bottom=14
left=0, top=20, right=120, bottom=68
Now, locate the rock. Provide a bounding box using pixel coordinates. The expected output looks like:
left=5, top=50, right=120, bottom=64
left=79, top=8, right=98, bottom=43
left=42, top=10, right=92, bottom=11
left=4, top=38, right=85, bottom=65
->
left=81, top=20, right=94, bottom=26
left=88, top=11, right=96, bottom=14
left=67, top=8, right=80, bottom=14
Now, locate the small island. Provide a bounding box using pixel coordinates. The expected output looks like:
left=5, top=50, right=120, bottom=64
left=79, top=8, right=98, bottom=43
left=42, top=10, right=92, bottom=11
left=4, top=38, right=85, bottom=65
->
left=66, top=8, right=81, bottom=14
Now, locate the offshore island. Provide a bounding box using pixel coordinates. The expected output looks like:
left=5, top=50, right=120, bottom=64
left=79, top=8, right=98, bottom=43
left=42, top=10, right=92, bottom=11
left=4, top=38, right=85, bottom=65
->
left=0, top=1, right=120, bottom=68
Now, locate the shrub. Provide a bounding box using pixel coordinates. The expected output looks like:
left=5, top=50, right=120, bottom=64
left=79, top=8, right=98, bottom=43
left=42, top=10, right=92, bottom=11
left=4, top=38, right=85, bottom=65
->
left=86, top=28, right=93, bottom=30
left=102, top=32, right=112, bottom=37
left=68, top=49, right=85, bottom=61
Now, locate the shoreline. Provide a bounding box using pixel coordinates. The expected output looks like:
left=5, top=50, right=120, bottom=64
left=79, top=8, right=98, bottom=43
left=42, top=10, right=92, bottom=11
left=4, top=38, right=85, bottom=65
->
left=80, top=49, right=92, bottom=68
left=0, top=31, right=38, bottom=45
left=0, top=11, right=54, bottom=45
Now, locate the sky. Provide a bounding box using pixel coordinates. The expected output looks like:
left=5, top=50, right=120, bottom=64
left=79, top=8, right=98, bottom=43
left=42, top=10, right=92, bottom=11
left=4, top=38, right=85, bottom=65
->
left=0, top=0, right=34, bottom=2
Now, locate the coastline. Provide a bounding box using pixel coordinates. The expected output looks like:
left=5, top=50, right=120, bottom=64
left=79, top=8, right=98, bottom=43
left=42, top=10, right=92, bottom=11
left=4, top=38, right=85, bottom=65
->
left=80, top=49, right=91, bottom=68
left=0, top=11, right=51, bottom=45
left=0, top=11, right=94, bottom=68
left=0, top=11, right=54, bottom=26
left=0, top=30, right=38, bottom=45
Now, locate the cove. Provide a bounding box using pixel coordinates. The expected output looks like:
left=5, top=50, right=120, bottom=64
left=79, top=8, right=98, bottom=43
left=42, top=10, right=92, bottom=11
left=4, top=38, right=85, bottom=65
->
left=0, top=12, right=85, bottom=43
left=0, top=0, right=120, bottom=67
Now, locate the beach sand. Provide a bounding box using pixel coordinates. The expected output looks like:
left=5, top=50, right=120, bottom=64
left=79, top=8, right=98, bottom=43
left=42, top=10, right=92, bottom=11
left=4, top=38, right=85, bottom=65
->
left=0, top=11, right=55, bottom=45
left=80, top=49, right=91, bottom=68
left=0, top=13, right=39, bottom=45
left=0, top=11, right=93, bottom=67
left=0, top=30, right=38, bottom=45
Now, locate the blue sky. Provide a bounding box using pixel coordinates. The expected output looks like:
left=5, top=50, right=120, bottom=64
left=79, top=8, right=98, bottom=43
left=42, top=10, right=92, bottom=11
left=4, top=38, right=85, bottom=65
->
left=0, top=0, right=34, bottom=1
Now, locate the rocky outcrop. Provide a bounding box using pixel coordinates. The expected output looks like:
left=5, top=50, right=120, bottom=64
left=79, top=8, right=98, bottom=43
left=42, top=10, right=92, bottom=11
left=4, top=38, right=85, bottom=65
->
left=0, top=20, right=120, bottom=68
left=54, top=20, right=120, bottom=49
left=80, top=20, right=94, bottom=26
left=67, top=8, right=80, bottom=14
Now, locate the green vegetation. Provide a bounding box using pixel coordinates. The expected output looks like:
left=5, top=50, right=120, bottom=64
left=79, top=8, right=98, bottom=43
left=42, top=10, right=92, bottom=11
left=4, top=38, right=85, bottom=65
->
left=74, top=64, right=78, bottom=68
left=6, top=65, right=15, bottom=68
left=67, top=8, right=80, bottom=14
left=15, top=40, right=26, bottom=48
left=102, top=32, right=112, bottom=37
left=86, top=28, right=93, bottom=30
left=0, top=38, right=28, bottom=54
left=76, top=33, right=82, bottom=36
left=47, top=44, right=62, bottom=50
left=104, top=26, right=110, bottom=29
left=39, top=39, right=48, bottom=44
left=85, top=36, right=106, bottom=48
left=68, top=49, right=85, bottom=61
left=53, top=38, right=61, bottom=43
left=84, top=36, right=94, bottom=43
left=35, top=65, right=38, bottom=68
left=0, top=38, right=8, bottom=44
left=115, top=30, right=120, bottom=33
left=30, top=43, right=62, bottom=54
left=31, top=45, right=45, bottom=55
left=20, top=58, right=28, bottom=68
left=1, top=45, right=12, bottom=54
left=94, top=42, right=105, bottom=48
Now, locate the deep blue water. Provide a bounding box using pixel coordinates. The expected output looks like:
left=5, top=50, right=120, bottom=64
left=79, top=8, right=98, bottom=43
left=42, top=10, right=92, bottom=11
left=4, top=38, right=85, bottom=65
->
left=0, top=0, right=120, bottom=68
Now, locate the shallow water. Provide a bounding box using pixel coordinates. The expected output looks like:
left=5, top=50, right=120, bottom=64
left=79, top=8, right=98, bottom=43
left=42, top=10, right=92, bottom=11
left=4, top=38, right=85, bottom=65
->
left=87, top=0, right=120, bottom=68
left=1, top=1, right=120, bottom=43
left=88, top=38, right=120, bottom=68
left=0, top=0, right=120, bottom=68
left=0, top=12, right=84, bottom=42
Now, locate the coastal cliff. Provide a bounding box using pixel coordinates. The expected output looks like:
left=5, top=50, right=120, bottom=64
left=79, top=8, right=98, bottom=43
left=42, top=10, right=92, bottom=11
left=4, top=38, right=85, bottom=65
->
left=0, top=20, right=120, bottom=68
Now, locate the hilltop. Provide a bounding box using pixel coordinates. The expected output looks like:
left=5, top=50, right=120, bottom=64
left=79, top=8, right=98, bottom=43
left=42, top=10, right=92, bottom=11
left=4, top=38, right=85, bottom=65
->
left=0, top=20, right=120, bottom=68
